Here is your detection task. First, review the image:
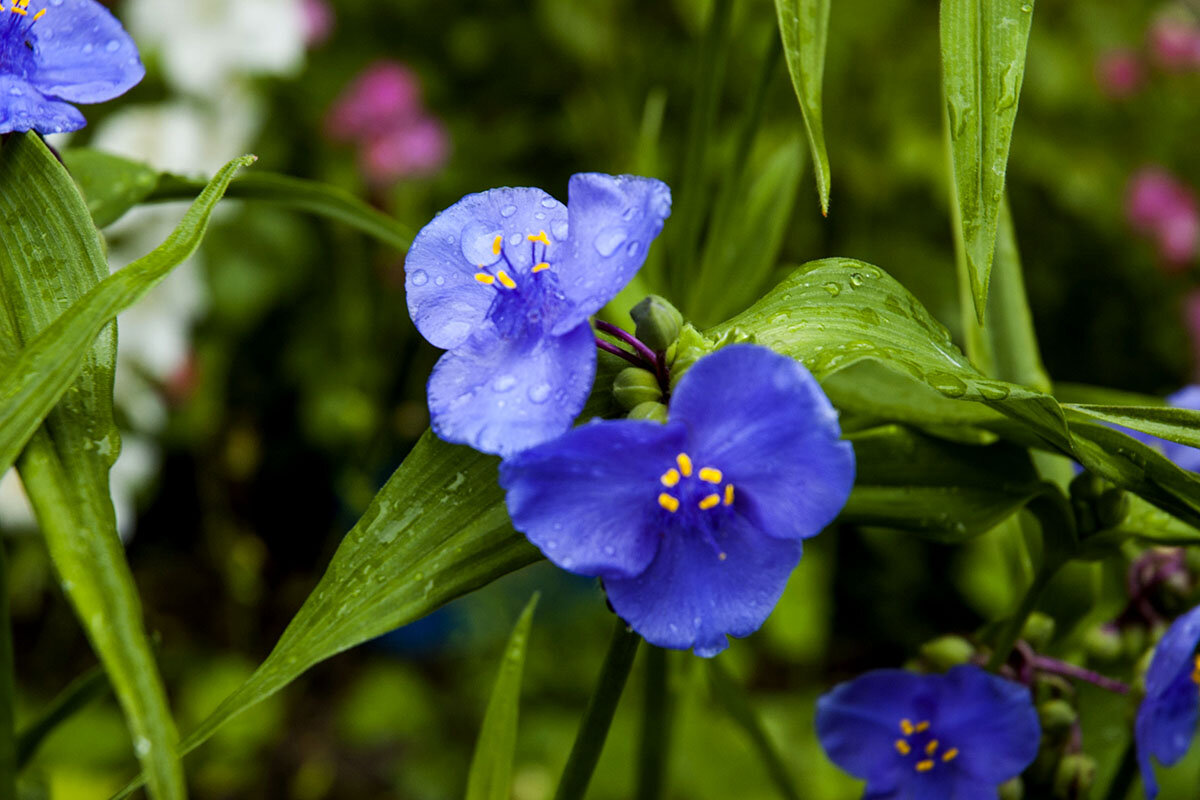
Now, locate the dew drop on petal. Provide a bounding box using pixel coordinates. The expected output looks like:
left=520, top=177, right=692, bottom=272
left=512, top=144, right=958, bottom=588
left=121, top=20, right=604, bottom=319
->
left=82, top=43, right=93, bottom=54
left=410, top=269, right=428, bottom=287
left=105, top=39, right=120, bottom=52
left=622, top=207, right=638, bottom=221
left=500, top=204, right=517, bottom=218
left=460, top=220, right=503, bottom=265
left=551, top=219, right=569, bottom=241
left=625, top=241, right=640, bottom=258
left=594, top=226, right=628, bottom=257
left=434, top=276, right=445, bottom=286
left=541, top=197, right=558, bottom=209
left=527, top=383, right=551, bottom=404
left=493, top=374, right=517, bottom=392
left=534, top=211, right=546, bottom=220
left=508, top=232, right=523, bottom=246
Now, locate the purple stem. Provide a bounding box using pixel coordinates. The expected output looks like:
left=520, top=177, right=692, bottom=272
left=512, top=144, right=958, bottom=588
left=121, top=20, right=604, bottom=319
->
left=594, top=320, right=659, bottom=368
left=1016, top=641, right=1130, bottom=694
left=595, top=338, right=647, bottom=369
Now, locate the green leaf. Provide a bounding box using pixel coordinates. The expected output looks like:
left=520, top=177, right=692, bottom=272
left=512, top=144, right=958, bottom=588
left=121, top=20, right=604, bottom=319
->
left=17, top=665, right=110, bottom=769
left=774, top=0, right=831, bottom=214
left=941, top=0, right=1035, bottom=322
left=1065, top=404, right=1200, bottom=450
left=984, top=198, right=1052, bottom=393
left=466, top=593, right=539, bottom=800
left=61, top=148, right=159, bottom=229
left=114, top=432, right=540, bottom=799
left=0, top=135, right=248, bottom=800
left=1080, top=495, right=1200, bottom=555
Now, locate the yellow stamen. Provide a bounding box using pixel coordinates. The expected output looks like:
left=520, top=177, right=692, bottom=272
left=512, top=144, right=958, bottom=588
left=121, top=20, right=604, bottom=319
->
left=18, top=0, right=29, bottom=7
left=528, top=230, right=550, bottom=246
left=698, top=467, right=723, bottom=484
left=914, top=721, right=930, bottom=733
left=32, top=7, right=44, bottom=19
left=915, top=760, right=934, bottom=773
left=11, top=5, right=26, bottom=14
left=532, top=262, right=551, bottom=273
left=900, top=719, right=914, bottom=736
left=698, top=494, right=721, bottom=510
left=894, top=740, right=911, bottom=756
left=724, top=484, right=735, bottom=506
left=941, top=748, right=959, bottom=763
left=474, top=273, right=495, bottom=285
left=925, top=740, right=939, bottom=756
left=492, top=234, right=503, bottom=255
left=718, top=552, right=727, bottom=561
left=660, top=469, right=680, bottom=488
left=676, top=453, right=693, bottom=477
left=496, top=270, right=517, bottom=289
left=1192, top=654, right=1200, bottom=685
left=658, top=493, right=679, bottom=513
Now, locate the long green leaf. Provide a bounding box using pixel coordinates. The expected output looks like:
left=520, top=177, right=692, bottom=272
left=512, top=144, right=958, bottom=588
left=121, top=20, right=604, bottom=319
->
left=466, top=593, right=539, bottom=800
left=774, top=0, right=832, bottom=214
left=941, top=0, right=1035, bottom=322
left=0, top=135, right=246, bottom=799
left=1066, top=405, right=1200, bottom=450
left=986, top=197, right=1052, bottom=393
left=114, top=432, right=540, bottom=798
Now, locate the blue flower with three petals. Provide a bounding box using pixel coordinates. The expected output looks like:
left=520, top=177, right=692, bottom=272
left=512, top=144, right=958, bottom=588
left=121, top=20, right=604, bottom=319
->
left=1135, top=603, right=1200, bottom=799
left=0, top=0, right=144, bottom=134
left=816, top=665, right=1041, bottom=799
left=405, top=173, right=671, bottom=457
left=498, top=344, right=855, bottom=656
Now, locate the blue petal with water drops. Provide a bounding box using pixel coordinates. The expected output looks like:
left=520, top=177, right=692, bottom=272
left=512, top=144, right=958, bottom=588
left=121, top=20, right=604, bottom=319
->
left=406, top=173, right=670, bottom=456
left=1135, top=603, right=1200, bottom=799
left=0, top=0, right=144, bottom=133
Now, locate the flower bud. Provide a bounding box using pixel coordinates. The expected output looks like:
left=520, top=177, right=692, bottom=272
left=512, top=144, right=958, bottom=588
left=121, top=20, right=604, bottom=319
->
left=1095, top=488, right=1130, bottom=530
left=613, top=367, right=662, bottom=410
left=1082, top=625, right=1123, bottom=662
left=1038, top=699, right=1078, bottom=738
left=918, top=635, right=976, bottom=670
left=630, top=295, right=683, bottom=353
left=1021, top=613, right=1056, bottom=651
left=627, top=401, right=669, bottom=424
left=998, top=777, right=1025, bottom=800
left=1052, top=753, right=1096, bottom=799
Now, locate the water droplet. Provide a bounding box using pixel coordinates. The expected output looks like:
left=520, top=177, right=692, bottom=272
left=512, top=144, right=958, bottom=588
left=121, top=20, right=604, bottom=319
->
left=1020, top=2, right=1032, bottom=11
left=534, top=211, right=546, bottom=221
left=977, top=382, right=1011, bottom=401
left=541, top=197, right=558, bottom=209
left=996, top=63, right=1020, bottom=111
left=493, top=374, right=517, bottom=392
left=434, top=276, right=445, bottom=286
left=82, top=43, right=94, bottom=54
left=594, top=226, right=628, bottom=257
left=500, top=204, right=517, bottom=218
left=460, top=220, right=503, bottom=265
left=528, top=383, right=552, bottom=403
left=410, top=269, right=428, bottom=287
left=105, top=39, right=120, bottom=53
left=927, top=371, right=967, bottom=398
left=848, top=273, right=864, bottom=288
left=7, top=86, right=20, bottom=96
left=625, top=240, right=641, bottom=258
left=823, top=282, right=841, bottom=297
left=134, top=737, right=151, bottom=756
left=508, top=232, right=523, bottom=246
left=622, top=207, right=638, bottom=221
left=603, top=545, right=616, bottom=556
left=947, top=95, right=968, bottom=138
left=551, top=219, right=569, bottom=240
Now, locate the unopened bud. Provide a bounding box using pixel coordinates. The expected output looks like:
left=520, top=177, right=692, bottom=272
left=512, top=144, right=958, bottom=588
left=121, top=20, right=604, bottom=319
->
left=1038, top=699, right=1077, bottom=738
left=1082, top=625, right=1123, bottom=662
left=613, top=367, right=662, bottom=410
left=628, top=401, right=669, bottom=424
left=630, top=295, right=683, bottom=353
left=1021, top=613, right=1056, bottom=651
left=919, top=635, right=975, bottom=670
left=1052, top=754, right=1096, bottom=799
left=1095, top=488, right=1130, bottom=530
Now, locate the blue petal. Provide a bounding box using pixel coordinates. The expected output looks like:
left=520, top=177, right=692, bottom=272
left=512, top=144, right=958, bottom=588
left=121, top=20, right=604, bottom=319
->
left=548, top=173, right=672, bottom=335
left=406, top=186, right=568, bottom=350
left=815, top=669, right=934, bottom=783
left=28, top=0, right=144, bottom=103
left=499, top=420, right=686, bottom=579
left=427, top=323, right=595, bottom=457
left=1162, top=386, right=1200, bottom=472
left=603, top=514, right=802, bottom=656
left=1135, top=605, right=1200, bottom=798
left=0, top=73, right=84, bottom=134
left=1145, top=605, right=1200, bottom=698
left=930, top=665, right=1040, bottom=783
left=668, top=345, right=855, bottom=541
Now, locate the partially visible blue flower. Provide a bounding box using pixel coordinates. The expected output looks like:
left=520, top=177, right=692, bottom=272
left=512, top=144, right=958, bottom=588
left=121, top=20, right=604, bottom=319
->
left=498, top=344, right=854, bottom=656
left=816, top=665, right=1040, bottom=799
left=1135, top=604, right=1200, bottom=799
left=406, top=173, right=671, bottom=457
left=0, top=0, right=145, bottom=134
left=1123, top=386, right=1200, bottom=472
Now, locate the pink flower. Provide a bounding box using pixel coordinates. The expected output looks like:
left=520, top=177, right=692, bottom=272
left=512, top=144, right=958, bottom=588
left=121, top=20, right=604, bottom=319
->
left=360, top=116, right=450, bottom=184
left=1148, top=18, right=1200, bottom=71
left=303, top=0, right=335, bottom=48
left=1096, top=49, right=1144, bottom=98
left=1127, top=168, right=1200, bottom=270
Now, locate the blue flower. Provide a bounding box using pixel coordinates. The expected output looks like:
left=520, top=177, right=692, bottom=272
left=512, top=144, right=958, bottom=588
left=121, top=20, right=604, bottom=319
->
left=498, top=344, right=854, bottom=656
left=816, top=665, right=1040, bottom=799
left=405, top=173, right=671, bottom=457
left=1135, top=603, right=1200, bottom=799
left=1153, top=387, right=1200, bottom=472
left=0, top=0, right=144, bottom=134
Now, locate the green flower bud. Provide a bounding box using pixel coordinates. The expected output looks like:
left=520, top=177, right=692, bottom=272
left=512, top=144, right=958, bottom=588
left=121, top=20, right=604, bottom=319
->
left=998, top=777, right=1025, bottom=800
left=627, top=401, right=669, bottom=424
left=1122, top=625, right=1148, bottom=662
left=1082, top=625, right=1123, bottom=662
left=630, top=295, right=683, bottom=353
left=613, top=367, right=662, bottom=411
left=1037, top=699, right=1077, bottom=738
left=1021, top=612, right=1056, bottom=651
left=918, top=635, right=976, bottom=670
left=1069, top=471, right=1108, bottom=503
left=1052, top=754, right=1096, bottom=799
left=1095, top=488, right=1130, bottom=530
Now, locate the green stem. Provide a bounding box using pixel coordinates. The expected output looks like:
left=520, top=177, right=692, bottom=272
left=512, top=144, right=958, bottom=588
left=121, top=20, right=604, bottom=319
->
left=0, top=542, right=16, bottom=797
left=986, top=564, right=1057, bottom=671
left=634, top=647, right=671, bottom=800
left=1101, top=740, right=1138, bottom=800
left=553, top=618, right=641, bottom=800
left=17, top=664, right=109, bottom=768
left=707, top=661, right=800, bottom=800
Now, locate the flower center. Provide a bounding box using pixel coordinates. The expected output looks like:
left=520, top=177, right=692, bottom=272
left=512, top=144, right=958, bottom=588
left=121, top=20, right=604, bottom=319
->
left=2, top=0, right=45, bottom=22
left=473, top=230, right=563, bottom=339
left=0, top=0, right=44, bottom=75
left=656, top=452, right=735, bottom=520
left=894, top=718, right=959, bottom=773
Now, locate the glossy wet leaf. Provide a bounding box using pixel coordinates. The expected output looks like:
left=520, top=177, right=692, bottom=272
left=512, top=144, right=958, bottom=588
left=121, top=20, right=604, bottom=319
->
left=466, top=593, right=539, bottom=800
left=774, top=0, right=831, bottom=214
left=1065, top=404, right=1200, bottom=450
left=61, top=148, right=159, bottom=229
left=941, top=0, right=1035, bottom=322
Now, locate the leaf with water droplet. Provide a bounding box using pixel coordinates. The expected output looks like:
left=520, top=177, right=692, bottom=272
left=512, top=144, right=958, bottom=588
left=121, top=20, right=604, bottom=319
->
left=774, top=0, right=832, bottom=214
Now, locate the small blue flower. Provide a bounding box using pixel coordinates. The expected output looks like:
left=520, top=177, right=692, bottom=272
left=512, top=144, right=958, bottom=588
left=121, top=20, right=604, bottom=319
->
left=1135, top=604, right=1200, bottom=799
left=816, top=665, right=1040, bottom=799
left=406, top=173, right=671, bottom=457
left=0, top=0, right=144, bottom=134
left=498, top=344, right=854, bottom=656
left=1153, top=387, right=1200, bottom=472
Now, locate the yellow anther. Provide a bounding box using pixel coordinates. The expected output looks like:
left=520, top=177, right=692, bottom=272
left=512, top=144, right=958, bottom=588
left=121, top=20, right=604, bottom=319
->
left=11, top=5, right=26, bottom=14
left=900, top=719, right=914, bottom=736
left=915, top=760, right=935, bottom=773
left=496, top=270, right=517, bottom=289
left=676, top=453, right=693, bottom=477
left=724, top=484, right=735, bottom=506
left=914, top=721, right=930, bottom=733
left=32, top=6, right=43, bottom=18
left=528, top=230, right=551, bottom=246
left=658, top=493, right=679, bottom=513
left=660, top=469, right=680, bottom=488
left=698, top=467, right=723, bottom=484
left=698, top=494, right=721, bottom=510
left=492, top=234, right=503, bottom=255
left=925, top=740, right=939, bottom=756
left=894, top=740, right=911, bottom=756
left=532, top=262, right=551, bottom=273
left=1192, top=655, right=1200, bottom=685
left=474, top=273, right=495, bottom=285
left=941, top=748, right=959, bottom=762
left=718, top=552, right=727, bottom=561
